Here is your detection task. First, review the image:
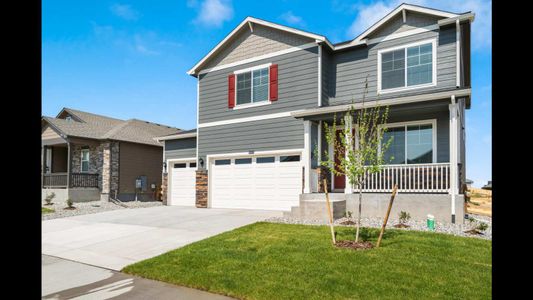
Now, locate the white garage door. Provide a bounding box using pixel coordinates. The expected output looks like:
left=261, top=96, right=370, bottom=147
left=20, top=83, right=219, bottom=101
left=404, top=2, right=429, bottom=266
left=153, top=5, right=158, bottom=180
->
left=210, top=154, right=302, bottom=210
left=169, top=161, right=196, bottom=206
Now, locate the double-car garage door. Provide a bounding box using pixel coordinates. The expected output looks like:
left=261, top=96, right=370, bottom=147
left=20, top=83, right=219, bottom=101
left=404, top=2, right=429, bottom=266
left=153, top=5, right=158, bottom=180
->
left=210, top=154, right=302, bottom=210
left=168, top=153, right=302, bottom=211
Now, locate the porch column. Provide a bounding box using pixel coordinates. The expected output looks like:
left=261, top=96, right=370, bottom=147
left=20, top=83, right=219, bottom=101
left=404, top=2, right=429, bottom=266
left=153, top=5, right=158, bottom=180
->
left=41, top=146, right=46, bottom=188
left=303, top=120, right=311, bottom=193
left=449, top=96, right=459, bottom=223
left=344, top=115, right=353, bottom=194
left=66, top=142, right=71, bottom=189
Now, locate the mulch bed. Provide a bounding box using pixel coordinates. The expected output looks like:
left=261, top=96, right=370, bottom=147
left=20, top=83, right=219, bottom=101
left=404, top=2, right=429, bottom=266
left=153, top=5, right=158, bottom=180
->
left=63, top=207, right=77, bottom=210
left=339, top=220, right=356, bottom=225
left=335, top=240, right=374, bottom=250
left=464, top=229, right=483, bottom=235
left=393, top=223, right=410, bottom=228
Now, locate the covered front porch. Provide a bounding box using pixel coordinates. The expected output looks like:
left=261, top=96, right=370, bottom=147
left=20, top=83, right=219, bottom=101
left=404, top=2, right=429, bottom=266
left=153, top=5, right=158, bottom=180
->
left=296, top=97, right=466, bottom=222
left=42, top=138, right=101, bottom=202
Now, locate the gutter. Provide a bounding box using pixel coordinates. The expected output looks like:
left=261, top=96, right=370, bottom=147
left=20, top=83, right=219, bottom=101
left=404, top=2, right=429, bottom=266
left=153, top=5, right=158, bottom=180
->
left=154, top=132, right=197, bottom=142
left=291, top=88, right=471, bottom=118
left=438, top=13, right=475, bottom=26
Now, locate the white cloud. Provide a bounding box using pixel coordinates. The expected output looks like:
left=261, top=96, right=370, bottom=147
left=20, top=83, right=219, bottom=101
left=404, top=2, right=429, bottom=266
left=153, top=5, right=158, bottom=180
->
left=193, top=0, right=234, bottom=27
left=110, top=3, right=140, bottom=21
left=346, top=0, right=491, bottom=51
left=280, top=11, right=305, bottom=27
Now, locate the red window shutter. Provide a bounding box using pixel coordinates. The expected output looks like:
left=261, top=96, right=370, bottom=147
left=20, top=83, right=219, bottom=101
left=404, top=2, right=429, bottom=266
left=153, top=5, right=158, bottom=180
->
left=228, top=74, right=235, bottom=108
left=269, top=64, right=278, bottom=101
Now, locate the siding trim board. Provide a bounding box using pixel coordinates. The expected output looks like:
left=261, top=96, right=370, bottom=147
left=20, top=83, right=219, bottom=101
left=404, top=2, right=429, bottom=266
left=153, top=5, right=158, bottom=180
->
left=198, top=111, right=293, bottom=128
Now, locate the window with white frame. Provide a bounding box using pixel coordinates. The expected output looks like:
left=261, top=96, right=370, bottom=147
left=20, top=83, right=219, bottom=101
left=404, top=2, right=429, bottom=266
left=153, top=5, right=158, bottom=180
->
left=236, top=66, right=269, bottom=105
left=379, top=40, right=436, bottom=93
left=381, top=121, right=435, bottom=164
left=81, top=149, right=90, bottom=172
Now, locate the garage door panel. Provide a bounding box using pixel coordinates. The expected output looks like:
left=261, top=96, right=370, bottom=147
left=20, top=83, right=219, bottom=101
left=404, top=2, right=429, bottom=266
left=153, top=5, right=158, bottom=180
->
left=169, top=162, right=196, bottom=206
left=210, top=154, right=302, bottom=211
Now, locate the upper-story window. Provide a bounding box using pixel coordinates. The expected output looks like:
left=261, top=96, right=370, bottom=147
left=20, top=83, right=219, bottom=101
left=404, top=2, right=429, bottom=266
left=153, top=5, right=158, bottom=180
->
left=378, top=39, right=436, bottom=94
left=236, top=66, right=269, bottom=105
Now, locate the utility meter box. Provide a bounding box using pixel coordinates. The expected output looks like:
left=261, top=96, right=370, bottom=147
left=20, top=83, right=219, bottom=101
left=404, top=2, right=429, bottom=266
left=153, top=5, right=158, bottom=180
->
left=135, top=178, right=142, bottom=189
left=135, top=176, right=147, bottom=192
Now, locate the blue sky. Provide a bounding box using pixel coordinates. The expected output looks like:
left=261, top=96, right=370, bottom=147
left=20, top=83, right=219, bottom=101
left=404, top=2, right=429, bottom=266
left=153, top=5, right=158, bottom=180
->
left=42, top=0, right=491, bottom=187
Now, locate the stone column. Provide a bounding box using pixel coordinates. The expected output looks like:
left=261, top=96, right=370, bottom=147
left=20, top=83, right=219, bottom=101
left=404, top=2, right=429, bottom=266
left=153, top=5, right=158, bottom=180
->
left=196, top=170, right=208, bottom=208
left=110, top=142, right=120, bottom=198
left=161, top=172, right=168, bottom=205
left=101, top=142, right=111, bottom=201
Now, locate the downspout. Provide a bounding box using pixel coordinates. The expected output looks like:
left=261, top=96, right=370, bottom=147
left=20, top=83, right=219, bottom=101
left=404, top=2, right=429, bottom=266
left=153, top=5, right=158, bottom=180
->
left=449, top=95, right=457, bottom=223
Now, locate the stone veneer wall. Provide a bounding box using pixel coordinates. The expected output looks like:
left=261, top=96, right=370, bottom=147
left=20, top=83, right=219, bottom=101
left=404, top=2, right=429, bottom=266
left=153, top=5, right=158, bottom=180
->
left=71, top=144, right=103, bottom=188
left=161, top=172, right=168, bottom=205
left=196, top=170, right=208, bottom=208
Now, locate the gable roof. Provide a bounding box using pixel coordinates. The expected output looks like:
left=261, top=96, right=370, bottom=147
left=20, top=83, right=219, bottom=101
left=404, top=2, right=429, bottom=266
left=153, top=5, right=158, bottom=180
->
left=187, top=3, right=473, bottom=75
left=43, top=108, right=181, bottom=146
left=155, top=128, right=197, bottom=141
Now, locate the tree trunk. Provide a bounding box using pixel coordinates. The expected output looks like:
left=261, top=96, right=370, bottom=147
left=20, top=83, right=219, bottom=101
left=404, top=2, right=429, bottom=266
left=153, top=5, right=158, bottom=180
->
left=355, top=183, right=362, bottom=242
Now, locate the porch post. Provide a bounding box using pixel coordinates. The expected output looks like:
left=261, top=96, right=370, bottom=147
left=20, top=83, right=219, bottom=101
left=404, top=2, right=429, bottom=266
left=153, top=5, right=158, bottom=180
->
left=449, top=96, right=459, bottom=223
left=66, top=142, right=71, bottom=189
left=41, top=146, right=46, bottom=188
left=344, top=115, right=353, bottom=194
left=303, top=120, right=311, bottom=193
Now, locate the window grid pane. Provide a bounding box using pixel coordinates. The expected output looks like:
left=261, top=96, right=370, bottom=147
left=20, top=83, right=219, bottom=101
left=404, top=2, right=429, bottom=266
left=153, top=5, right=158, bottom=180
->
left=381, top=49, right=405, bottom=90
left=252, top=68, right=269, bottom=102
left=407, top=43, right=432, bottom=86
left=406, top=124, right=433, bottom=164
left=236, top=73, right=251, bottom=105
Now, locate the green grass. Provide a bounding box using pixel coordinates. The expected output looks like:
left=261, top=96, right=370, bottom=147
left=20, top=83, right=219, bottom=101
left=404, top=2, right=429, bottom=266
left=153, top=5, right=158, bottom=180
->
left=123, top=223, right=491, bottom=300
left=41, top=207, right=55, bottom=214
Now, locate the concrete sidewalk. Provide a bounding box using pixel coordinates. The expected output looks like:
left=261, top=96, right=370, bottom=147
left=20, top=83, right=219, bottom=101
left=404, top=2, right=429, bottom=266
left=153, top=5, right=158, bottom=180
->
left=42, top=206, right=281, bottom=270
left=42, top=255, right=233, bottom=299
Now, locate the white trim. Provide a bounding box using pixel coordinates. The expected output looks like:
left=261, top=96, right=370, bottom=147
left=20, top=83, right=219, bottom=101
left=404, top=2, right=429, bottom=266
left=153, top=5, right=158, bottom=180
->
left=318, top=44, right=322, bottom=107
left=232, top=63, right=271, bottom=109
left=233, top=63, right=272, bottom=75
left=187, top=15, right=327, bottom=75
left=303, top=120, right=311, bottom=193
left=378, top=119, right=438, bottom=164
left=198, top=111, right=292, bottom=128
left=198, top=42, right=316, bottom=75
left=232, top=101, right=272, bottom=110
left=206, top=148, right=304, bottom=170
left=456, top=20, right=461, bottom=87
left=377, top=38, right=437, bottom=95
left=291, top=88, right=471, bottom=118
left=329, top=138, right=334, bottom=191
left=402, top=9, right=407, bottom=23
left=438, top=13, right=475, bottom=26
left=317, top=120, right=322, bottom=166
left=367, top=24, right=439, bottom=45
left=352, top=4, right=457, bottom=44
left=45, top=147, right=52, bottom=173
left=248, top=21, right=253, bottom=32
left=344, top=116, right=353, bottom=194
left=196, top=77, right=200, bottom=165
left=449, top=96, right=458, bottom=220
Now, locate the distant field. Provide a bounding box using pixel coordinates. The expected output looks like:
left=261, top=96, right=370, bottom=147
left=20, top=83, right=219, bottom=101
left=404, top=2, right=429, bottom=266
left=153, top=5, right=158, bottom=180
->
left=467, top=188, right=492, bottom=216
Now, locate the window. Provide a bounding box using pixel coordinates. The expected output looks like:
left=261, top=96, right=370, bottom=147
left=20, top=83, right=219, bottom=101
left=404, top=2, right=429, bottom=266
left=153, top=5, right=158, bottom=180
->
left=381, top=121, right=435, bottom=165
left=173, top=163, right=186, bottom=168
left=257, top=156, right=275, bottom=164
left=379, top=40, right=435, bottom=93
left=280, top=155, right=300, bottom=162
left=215, top=159, right=231, bottom=165
left=81, top=149, right=90, bottom=172
left=235, top=66, right=269, bottom=105
left=235, top=158, right=252, bottom=164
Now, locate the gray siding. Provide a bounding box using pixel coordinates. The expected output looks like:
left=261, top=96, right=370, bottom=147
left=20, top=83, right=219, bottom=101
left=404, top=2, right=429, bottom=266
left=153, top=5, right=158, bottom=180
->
left=164, top=138, right=197, bottom=160
left=198, top=116, right=303, bottom=168
left=321, top=47, right=332, bottom=106
left=198, top=46, right=319, bottom=124
left=327, top=27, right=457, bottom=106
left=368, top=12, right=441, bottom=39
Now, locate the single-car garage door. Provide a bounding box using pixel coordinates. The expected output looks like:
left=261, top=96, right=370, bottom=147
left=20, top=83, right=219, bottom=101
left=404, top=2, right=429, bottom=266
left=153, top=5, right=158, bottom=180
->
left=169, top=161, right=196, bottom=206
left=210, top=154, right=302, bottom=210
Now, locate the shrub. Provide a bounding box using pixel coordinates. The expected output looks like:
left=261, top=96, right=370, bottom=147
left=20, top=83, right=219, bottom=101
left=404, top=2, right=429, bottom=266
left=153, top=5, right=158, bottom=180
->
left=66, top=198, right=74, bottom=208
left=45, top=192, right=56, bottom=205
left=398, top=211, right=411, bottom=224
left=476, top=222, right=489, bottom=232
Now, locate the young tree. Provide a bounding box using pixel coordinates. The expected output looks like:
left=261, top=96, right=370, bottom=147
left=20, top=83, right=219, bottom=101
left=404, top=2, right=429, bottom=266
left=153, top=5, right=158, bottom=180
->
left=320, top=81, right=392, bottom=242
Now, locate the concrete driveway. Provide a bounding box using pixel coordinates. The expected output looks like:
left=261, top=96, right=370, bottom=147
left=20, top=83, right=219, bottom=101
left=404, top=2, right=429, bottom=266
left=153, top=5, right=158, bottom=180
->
left=42, top=206, right=281, bottom=270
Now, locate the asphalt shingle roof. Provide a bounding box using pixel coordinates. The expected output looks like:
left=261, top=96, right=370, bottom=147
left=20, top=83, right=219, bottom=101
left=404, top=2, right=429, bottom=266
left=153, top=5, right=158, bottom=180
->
left=43, top=108, right=181, bottom=146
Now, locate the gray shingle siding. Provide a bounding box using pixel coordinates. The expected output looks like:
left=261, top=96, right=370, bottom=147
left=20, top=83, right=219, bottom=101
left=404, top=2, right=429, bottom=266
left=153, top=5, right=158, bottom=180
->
left=198, top=117, right=303, bottom=166
left=198, top=46, right=319, bottom=124
left=164, top=138, right=197, bottom=160
left=327, top=27, right=457, bottom=106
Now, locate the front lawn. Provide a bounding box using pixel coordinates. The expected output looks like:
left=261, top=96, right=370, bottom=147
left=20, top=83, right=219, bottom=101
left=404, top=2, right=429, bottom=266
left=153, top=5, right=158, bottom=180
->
left=123, top=223, right=491, bottom=299
left=41, top=207, right=55, bottom=214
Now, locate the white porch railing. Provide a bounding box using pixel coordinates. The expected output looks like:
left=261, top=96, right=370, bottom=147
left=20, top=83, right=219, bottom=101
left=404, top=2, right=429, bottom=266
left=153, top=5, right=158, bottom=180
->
left=360, top=163, right=450, bottom=193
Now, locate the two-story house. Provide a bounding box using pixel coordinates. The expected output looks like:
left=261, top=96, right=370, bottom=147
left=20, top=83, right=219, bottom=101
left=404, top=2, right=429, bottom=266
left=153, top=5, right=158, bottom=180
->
left=156, top=3, right=474, bottom=223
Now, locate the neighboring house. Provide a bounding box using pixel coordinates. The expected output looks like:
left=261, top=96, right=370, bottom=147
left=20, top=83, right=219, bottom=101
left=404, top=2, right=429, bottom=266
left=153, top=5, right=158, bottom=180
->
left=42, top=108, right=180, bottom=202
left=482, top=181, right=492, bottom=190
left=156, top=3, right=474, bottom=223
left=465, top=179, right=473, bottom=188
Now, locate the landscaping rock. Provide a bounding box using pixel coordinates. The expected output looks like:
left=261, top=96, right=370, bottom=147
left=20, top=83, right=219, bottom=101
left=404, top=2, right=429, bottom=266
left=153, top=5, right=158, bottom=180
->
left=42, top=200, right=163, bottom=221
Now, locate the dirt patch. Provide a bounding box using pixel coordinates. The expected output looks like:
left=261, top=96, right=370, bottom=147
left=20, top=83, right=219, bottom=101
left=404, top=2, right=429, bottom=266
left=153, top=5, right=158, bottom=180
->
left=335, top=240, right=374, bottom=250
left=339, top=220, right=356, bottom=225
left=467, top=188, right=492, bottom=217
left=63, top=207, right=77, bottom=210
left=464, top=229, right=484, bottom=235
left=393, top=223, right=410, bottom=228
